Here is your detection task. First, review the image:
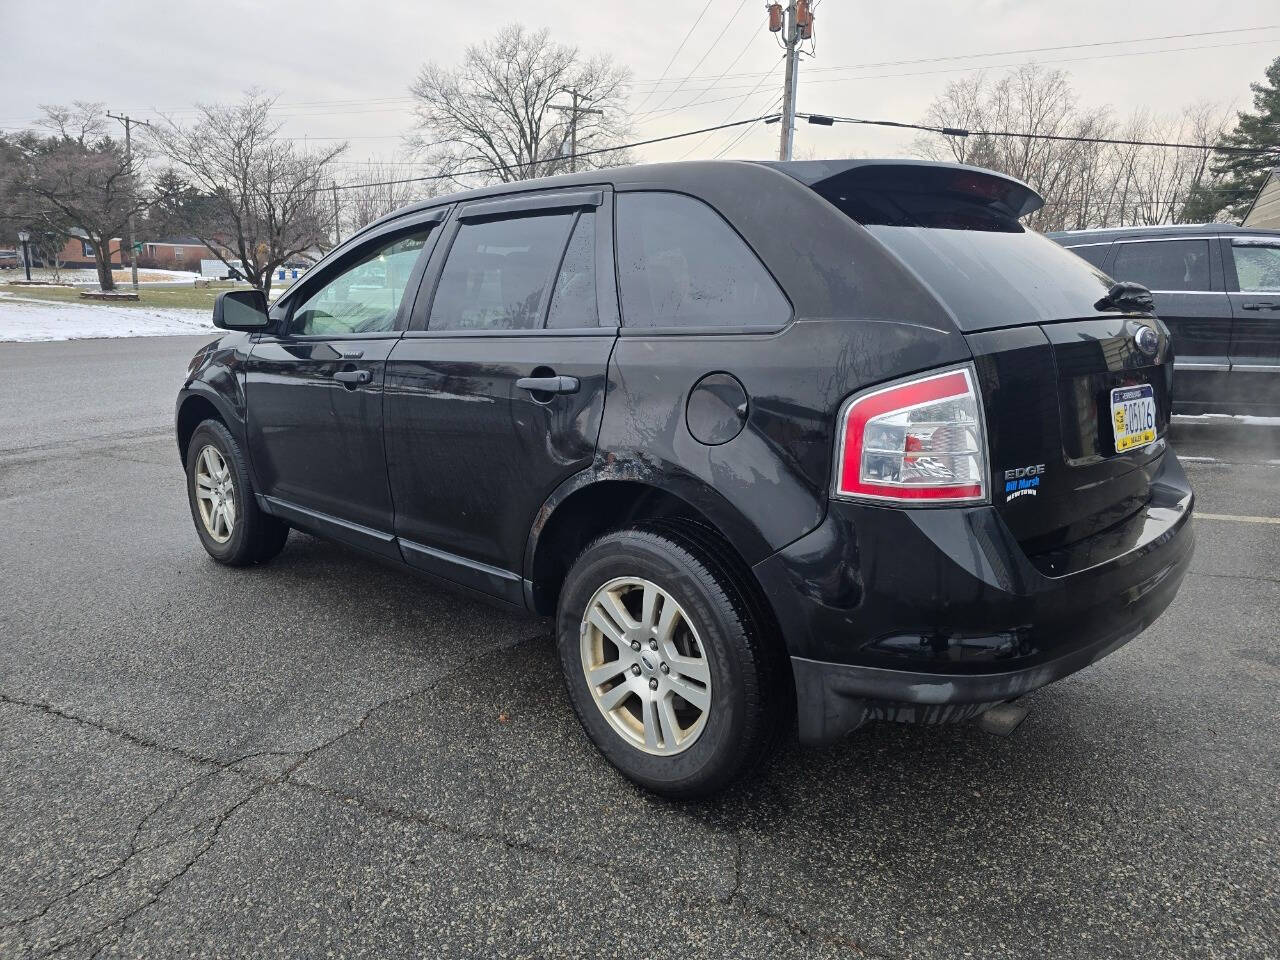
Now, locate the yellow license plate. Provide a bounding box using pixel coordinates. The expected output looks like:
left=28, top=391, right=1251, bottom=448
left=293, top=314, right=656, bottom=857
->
left=1111, top=384, right=1157, bottom=453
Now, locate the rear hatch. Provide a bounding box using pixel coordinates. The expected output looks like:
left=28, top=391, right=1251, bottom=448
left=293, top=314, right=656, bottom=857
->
left=776, top=160, right=1173, bottom=563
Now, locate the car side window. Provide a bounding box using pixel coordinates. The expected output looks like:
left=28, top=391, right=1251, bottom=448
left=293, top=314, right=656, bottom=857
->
left=615, top=191, right=790, bottom=329
left=546, top=211, right=599, bottom=330
left=1110, top=239, right=1210, bottom=292
left=429, top=213, right=575, bottom=331
left=1230, top=243, right=1280, bottom=292
left=290, top=231, right=431, bottom=336
left=1064, top=244, right=1110, bottom=270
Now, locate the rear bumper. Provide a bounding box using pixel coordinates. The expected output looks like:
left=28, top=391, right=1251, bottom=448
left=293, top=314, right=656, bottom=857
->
left=753, top=453, right=1195, bottom=743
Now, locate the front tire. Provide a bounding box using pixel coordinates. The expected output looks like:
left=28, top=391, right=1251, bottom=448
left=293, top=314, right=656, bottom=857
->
left=185, top=419, right=289, bottom=566
left=557, top=524, right=784, bottom=798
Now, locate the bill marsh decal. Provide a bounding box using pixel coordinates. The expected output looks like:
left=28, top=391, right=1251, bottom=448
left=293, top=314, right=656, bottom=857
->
left=1004, top=463, right=1045, bottom=501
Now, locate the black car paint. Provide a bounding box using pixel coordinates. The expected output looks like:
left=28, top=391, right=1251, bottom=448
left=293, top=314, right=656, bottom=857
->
left=179, top=159, right=1194, bottom=743
left=1049, top=224, right=1280, bottom=414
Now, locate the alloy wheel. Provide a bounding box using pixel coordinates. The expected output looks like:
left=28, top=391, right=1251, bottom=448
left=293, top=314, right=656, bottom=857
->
left=194, top=444, right=236, bottom=544
left=580, top=576, right=712, bottom=756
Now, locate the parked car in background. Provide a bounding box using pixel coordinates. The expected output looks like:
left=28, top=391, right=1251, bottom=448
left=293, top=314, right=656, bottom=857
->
left=176, top=159, right=1194, bottom=798
left=1048, top=224, right=1280, bottom=414
left=0, top=249, right=19, bottom=269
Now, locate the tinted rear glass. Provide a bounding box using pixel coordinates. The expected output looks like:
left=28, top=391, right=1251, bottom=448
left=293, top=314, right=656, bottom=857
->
left=802, top=176, right=1115, bottom=331
left=864, top=225, right=1115, bottom=331
left=615, top=192, right=791, bottom=329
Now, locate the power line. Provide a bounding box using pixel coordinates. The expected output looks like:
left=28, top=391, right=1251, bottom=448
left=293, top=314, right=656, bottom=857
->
left=2, top=22, right=1276, bottom=131
left=632, top=22, right=1280, bottom=89
left=715, top=95, right=784, bottom=159
left=319, top=113, right=782, bottom=196
left=653, top=23, right=763, bottom=120
left=2, top=25, right=1276, bottom=137
left=679, top=53, right=786, bottom=159
left=798, top=112, right=1280, bottom=155
left=631, top=0, right=717, bottom=113
left=638, top=0, right=754, bottom=119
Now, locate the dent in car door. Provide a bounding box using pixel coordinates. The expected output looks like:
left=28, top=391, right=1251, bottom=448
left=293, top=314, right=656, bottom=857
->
left=384, top=189, right=618, bottom=603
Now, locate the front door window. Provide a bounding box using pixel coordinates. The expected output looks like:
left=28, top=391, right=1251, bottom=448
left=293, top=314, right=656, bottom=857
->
left=291, top=232, right=431, bottom=336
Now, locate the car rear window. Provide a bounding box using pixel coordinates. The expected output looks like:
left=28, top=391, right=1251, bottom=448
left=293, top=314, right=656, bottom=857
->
left=788, top=167, right=1115, bottom=331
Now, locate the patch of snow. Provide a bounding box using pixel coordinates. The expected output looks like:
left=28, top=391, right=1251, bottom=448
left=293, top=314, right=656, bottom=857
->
left=1177, top=455, right=1219, bottom=463
left=12, top=267, right=203, bottom=285
left=1172, top=413, right=1280, bottom=427
left=0, top=294, right=217, bottom=342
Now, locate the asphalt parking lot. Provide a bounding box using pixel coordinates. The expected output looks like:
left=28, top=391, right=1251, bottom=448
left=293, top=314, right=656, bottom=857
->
left=1, top=335, right=1276, bottom=959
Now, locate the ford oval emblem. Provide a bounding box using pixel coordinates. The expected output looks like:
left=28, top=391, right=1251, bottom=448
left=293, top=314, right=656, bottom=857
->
left=1135, top=325, right=1159, bottom=358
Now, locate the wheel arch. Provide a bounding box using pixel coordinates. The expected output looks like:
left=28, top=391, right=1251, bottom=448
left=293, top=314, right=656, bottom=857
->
left=175, top=386, right=241, bottom=466
left=524, top=472, right=776, bottom=621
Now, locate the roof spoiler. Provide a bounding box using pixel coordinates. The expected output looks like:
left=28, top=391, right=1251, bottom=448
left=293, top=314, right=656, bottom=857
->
left=762, top=159, right=1045, bottom=220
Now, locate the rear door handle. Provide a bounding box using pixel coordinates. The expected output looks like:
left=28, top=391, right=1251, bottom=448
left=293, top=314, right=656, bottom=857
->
left=333, top=369, right=372, bottom=385
left=1241, top=302, right=1280, bottom=311
left=516, top=375, right=579, bottom=395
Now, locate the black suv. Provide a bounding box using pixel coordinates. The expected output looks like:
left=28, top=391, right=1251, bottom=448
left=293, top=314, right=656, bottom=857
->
left=1049, top=224, right=1280, bottom=415
left=177, top=159, right=1194, bottom=797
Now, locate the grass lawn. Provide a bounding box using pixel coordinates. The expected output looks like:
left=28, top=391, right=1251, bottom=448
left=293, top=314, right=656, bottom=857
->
left=0, top=280, right=294, bottom=311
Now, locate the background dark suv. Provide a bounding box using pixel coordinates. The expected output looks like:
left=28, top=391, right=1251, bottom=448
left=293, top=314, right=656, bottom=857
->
left=1049, top=224, right=1280, bottom=415
left=178, top=159, right=1194, bottom=797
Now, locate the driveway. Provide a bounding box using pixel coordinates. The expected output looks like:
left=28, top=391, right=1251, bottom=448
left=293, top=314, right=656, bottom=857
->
left=1, top=336, right=1276, bottom=958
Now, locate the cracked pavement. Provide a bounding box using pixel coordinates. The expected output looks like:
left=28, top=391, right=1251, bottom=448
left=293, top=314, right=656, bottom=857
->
left=1, top=335, right=1277, bottom=959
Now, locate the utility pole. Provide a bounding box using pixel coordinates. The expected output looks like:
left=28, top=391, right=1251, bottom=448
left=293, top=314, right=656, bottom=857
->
left=107, top=112, right=151, bottom=291
left=550, top=90, right=604, bottom=173
left=330, top=181, right=342, bottom=248
left=769, top=2, right=813, bottom=161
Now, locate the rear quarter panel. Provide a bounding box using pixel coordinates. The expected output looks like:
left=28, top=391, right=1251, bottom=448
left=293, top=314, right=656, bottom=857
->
left=599, top=318, right=970, bottom=563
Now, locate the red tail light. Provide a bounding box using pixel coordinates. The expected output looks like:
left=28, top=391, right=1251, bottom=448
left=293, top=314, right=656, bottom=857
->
left=835, top=366, right=988, bottom=504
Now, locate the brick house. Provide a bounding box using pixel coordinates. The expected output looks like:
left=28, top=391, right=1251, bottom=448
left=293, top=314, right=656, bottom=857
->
left=139, top=237, right=228, bottom=270
left=47, top=230, right=124, bottom=268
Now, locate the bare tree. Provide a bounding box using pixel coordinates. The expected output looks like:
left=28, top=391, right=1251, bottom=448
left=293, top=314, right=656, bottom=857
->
left=6, top=103, right=147, bottom=289
left=36, top=101, right=109, bottom=145
left=914, top=65, right=1229, bottom=230
left=914, top=65, right=1113, bottom=230
left=408, top=24, right=632, bottom=185
left=150, top=90, right=345, bottom=296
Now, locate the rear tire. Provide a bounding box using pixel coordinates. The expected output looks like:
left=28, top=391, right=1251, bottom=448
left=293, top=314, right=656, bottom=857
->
left=557, top=524, right=785, bottom=798
left=185, top=419, right=289, bottom=566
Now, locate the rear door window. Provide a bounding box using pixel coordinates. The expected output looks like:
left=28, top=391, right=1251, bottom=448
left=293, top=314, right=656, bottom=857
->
left=546, top=211, right=599, bottom=329
left=429, top=213, right=575, bottom=331
left=1229, top=242, right=1280, bottom=292
left=1110, top=239, right=1211, bottom=292
left=615, top=191, right=790, bottom=330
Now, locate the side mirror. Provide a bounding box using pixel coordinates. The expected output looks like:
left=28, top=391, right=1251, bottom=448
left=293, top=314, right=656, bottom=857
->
left=1095, top=280, right=1155, bottom=314
left=213, top=289, right=270, bottom=331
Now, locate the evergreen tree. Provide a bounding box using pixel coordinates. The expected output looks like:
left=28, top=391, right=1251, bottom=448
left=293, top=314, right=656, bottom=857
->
left=1182, top=56, right=1280, bottom=223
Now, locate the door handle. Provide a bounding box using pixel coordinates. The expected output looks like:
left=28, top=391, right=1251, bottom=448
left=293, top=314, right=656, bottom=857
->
left=1241, top=302, right=1279, bottom=311
left=333, top=369, right=372, bottom=386
left=516, top=375, right=580, bottom=395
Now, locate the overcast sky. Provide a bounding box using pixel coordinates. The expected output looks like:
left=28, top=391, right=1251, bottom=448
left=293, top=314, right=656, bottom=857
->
left=1, top=0, right=1277, bottom=176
